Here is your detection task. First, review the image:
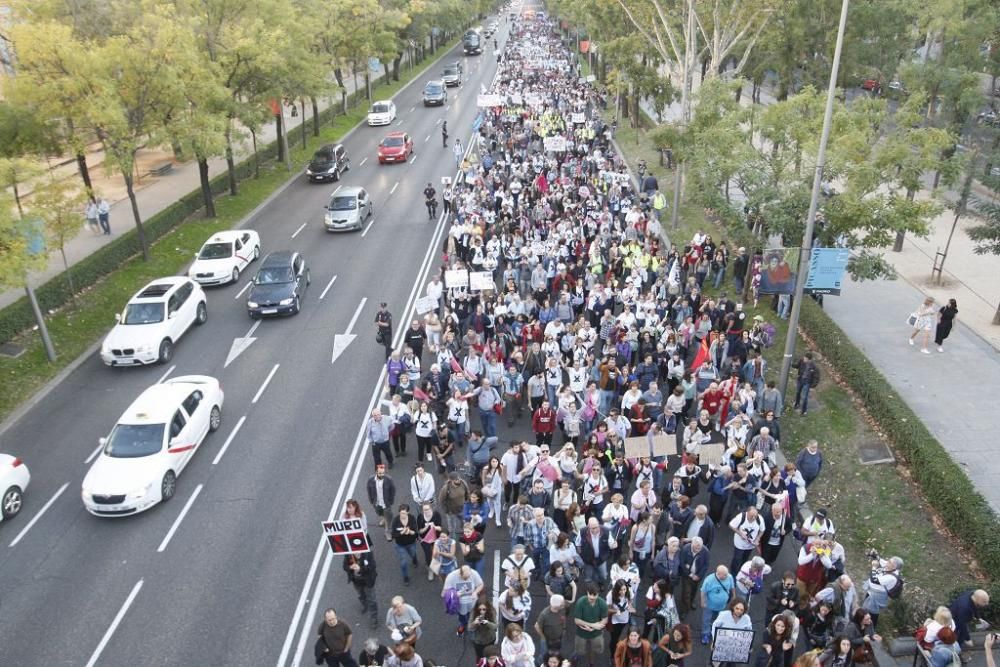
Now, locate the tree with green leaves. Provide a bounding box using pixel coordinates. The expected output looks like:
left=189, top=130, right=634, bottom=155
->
left=33, top=178, right=88, bottom=294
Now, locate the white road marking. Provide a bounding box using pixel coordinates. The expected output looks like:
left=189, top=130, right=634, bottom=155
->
left=8, top=482, right=69, bottom=548
left=224, top=320, right=261, bottom=368
left=212, top=415, right=247, bottom=465
left=156, top=484, right=203, bottom=553
left=359, top=157, right=368, bottom=167
left=85, top=441, right=103, bottom=464
left=424, top=134, right=430, bottom=142
left=493, top=551, right=501, bottom=642
left=84, top=579, right=144, bottom=667
left=252, top=364, right=280, bottom=404
left=332, top=185, right=343, bottom=196
left=409, top=106, right=416, bottom=112
left=410, top=155, right=418, bottom=165
left=390, top=181, right=399, bottom=195
left=291, top=222, right=307, bottom=238
left=360, top=216, right=378, bottom=238
left=445, top=104, right=451, bottom=111
left=394, top=119, right=403, bottom=126
left=234, top=281, right=252, bottom=300
left=319, top=275, right=338, bottom=300
left=156, top=364, right=176, bottom=384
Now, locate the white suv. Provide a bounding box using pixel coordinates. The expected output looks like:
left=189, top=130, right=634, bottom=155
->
left=100, top=277, right=207, bottom=366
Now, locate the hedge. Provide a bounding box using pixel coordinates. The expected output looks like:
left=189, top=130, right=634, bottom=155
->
left=799, top=299, right=1000, bottom=581
left=0, top=60, right=420, bottom=346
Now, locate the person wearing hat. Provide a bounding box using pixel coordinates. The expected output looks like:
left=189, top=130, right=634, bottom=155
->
left=375, top=302, right=393, bottom=359
left=862, top=554, right=904, bottom=628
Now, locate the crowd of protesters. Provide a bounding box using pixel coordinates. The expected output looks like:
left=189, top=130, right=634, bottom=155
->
left=317, top=7, right=994, bottom=667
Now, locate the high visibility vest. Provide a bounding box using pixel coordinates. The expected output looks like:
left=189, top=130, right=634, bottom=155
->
left=653, top=193, right=667, bottom=210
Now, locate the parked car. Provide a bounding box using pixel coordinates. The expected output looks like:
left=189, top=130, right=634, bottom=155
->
left=324, top=186, right=373, bottom=232
left=188, top=230, right=261, bottom=286
left=0, top=454, right=30, bottom=521
left=247, top=251, right=310, bottom=318
left=367, top=100, right=397, bottom=126
left=377, top=131, right=414, bottom=164
left=422, top=80, right=447, bottom=106
left=861, top=78, right=881, bottom=93
left=441, top=64, right=462, bottom=87
left=305, top=143, right=350, bottom=182
left=101, top=277, right=207, bottom=366
left=81, top=376, right=223, bottom=517
left=979, top=109, right=1000, bottom=127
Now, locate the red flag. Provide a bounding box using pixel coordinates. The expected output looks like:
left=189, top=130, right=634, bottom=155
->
left=691, top=338, right=709, bottom=371
left=413, top=387, right=430, bottom=402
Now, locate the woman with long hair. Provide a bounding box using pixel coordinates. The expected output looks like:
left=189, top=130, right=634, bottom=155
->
left=934, top=298, right=958, bottom=352
left=480, top=455, right=505, bottom=527
left=657, top=623, right=692, bottom=667
left=756, top=614, right=794, bottom=667
left=607, top=579, right=637, bottom=650
left=818, top=635, right=854, bottom=666
left=469, top=597, right=498, bottom=660
left=908, top=296, right=936, bottom=353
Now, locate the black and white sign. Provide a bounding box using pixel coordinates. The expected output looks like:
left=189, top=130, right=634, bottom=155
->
left=711, top=627, right=755, bottom=664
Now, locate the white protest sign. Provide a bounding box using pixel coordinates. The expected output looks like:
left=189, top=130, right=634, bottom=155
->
left=469, top=271, right=495, bottom=291
left=415, top=295, right=438, bottom=315
left=525, top=92, right=543, bottom=107
left=711, top=628, right=755, bottom=664
left=477, top=94, right=503, bottom=108
left=571, top=112, right=585, bottom=124
left=444, top=269, right=469, bottom=288
left=543, top=136, right=567, bottom=152
left=510, top=92, right=523, bottom=105
left=586, top=74, right=596, bottom=82
left=322, top=518, right=370, bottom=555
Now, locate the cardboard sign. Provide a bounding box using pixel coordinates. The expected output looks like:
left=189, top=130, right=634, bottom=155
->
left=711, top=627, right=755, bottom=664
left=415, top=295, right=438, bottom=315
left=477, top=94, right=503, bottom=108
left=623, top=434, right=673, bottom=459
left=699, top=443, right=726, bottom=467
left=571, top=112, right=585, bottom=124
left=469, top=271, right=495, bottom=291
left=543, top=136, right=567, bottom=152
left=444, top=269, right=469, bottom=288
left=323, top=518, right=370, bottom=555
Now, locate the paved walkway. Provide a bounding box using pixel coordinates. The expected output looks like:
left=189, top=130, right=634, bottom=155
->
left=823, top=273, right=1000, bottom=513
left=0, top=56, right=406, bottom=310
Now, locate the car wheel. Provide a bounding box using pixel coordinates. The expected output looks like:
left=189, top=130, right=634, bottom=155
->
left=209, top=405, right=222, bottom=432
left=306, top=270, right=311, bottom=287
left=161, top=471, right=176, bottom=502
left=252, top=245, right=260, bottom=260
left=1, top=486, right=23, bottom=520
left=231, top=266, right=240, bottom=283
left=158, top=339, right=173, bottom=364
left=334, top=166, right=341, bottom=182
left=292, top=296, right=301, bottom=314
left=195, top=301, right=208, bottom=325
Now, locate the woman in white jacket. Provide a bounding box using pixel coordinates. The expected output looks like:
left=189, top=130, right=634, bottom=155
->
left=411, top=401, right=438, bottom=463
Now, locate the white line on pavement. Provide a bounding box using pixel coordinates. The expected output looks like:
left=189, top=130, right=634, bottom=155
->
left=359, top=157, right=368, bottom=167
left=409, top=106, right=415, bottom=113
left=84, top=579, right=144, bottom=667
left=394, top=119, right=403, bottom=126
left=212, top=415, right=246, bottom=466
left=319, top=275, right=338, bottom=300
left=410, top=155, right=418, bottom=165
left=424, top=134, right=430, bottom=142
left=85, top=442, right=103, bottom=464
left=290, top=222, right=307, bottom=238
left=156, top=364, right=176, bottom=384
left=252, top=364, right=280, bottom=404
left=332, top=185, right=343, bottom=196
left=360, top=216, right=378, bottom=238
left=8, top=482, right=69, bottom=548
left=389, top=182, right=399, bottom=195
left=156, top=484, right=203, bottom=553
left=234, top=282, right=252, bottom=300
left=344, top=298, right=367, bottom=336
left=493, top=551, right=501, bottom=642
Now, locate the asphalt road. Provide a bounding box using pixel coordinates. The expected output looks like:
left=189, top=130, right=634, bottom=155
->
left=0, top=24, right=506, bottom=667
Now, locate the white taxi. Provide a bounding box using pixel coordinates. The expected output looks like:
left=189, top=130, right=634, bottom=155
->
left=188, top=230, right=261, bottom=286
left=1, top=454, right=31, bottom=522
left=81, top=376, right=223, bottom=517
left=367, top=100, right=397, bottom=126
left=100, top=277, right=207, bottom=366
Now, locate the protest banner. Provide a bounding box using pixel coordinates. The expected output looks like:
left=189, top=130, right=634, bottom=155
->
left=623, top=433, right=673, bottom=459
left=444, top=269, right=469, bottom=288
left=543, top=136, right=567, bottom=152
left=415, top=295, right=438, bottom=315
left=571, top=112, right=585, bottom=124
left=711, top=627, right=755, bottom=664
left=469, top=271, right=495, bottom=291
left=322, top=518, right=370, bottom=555
left=477, top=94, right=503, bottom=108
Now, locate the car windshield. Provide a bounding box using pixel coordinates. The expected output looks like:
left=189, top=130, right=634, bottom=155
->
left=122, top=302, right=165, bottom=325
left=256, top=267, right=294, bottom=284
left=198, top=242, right=232, bottom=260
left=311, top=151, right=334, bottom=163
left=370, top=104, right=390, bottom=114
left=443, top=67, right=458, bottom=76
left=382, top=136, right=405, bottom=147
left=104, top=423, right=165, bottom=458
left=425, top=85, right=443, bottom=94
left=329, top=196, right=358, bottom=210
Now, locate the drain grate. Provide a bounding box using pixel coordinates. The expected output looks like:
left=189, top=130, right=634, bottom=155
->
left=0, top=343, right=25, bottom=359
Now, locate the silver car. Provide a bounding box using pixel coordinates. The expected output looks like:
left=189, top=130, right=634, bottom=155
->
left=324, top=186, right=373, bottom=232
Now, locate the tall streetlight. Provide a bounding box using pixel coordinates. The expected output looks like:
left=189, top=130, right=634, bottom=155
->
left=777, top=0, right=851, bottom=398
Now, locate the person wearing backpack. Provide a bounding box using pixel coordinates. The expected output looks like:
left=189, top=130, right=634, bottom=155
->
left=793, top=352, right=820, bottom=416
left=861, top=555, right=903, bottom=629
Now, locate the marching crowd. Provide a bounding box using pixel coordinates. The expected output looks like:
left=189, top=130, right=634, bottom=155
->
left=316, top=9, right=994, bottom=667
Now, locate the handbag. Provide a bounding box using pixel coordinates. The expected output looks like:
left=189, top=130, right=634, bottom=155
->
left=494, top=402, right=504, bottom=415
left=906, top=313, right=918, bottom=327
left=429, top=558, right=442, bottom=576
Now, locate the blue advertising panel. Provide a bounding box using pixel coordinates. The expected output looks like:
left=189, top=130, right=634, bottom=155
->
left=804, top=247, right=850, bottom=295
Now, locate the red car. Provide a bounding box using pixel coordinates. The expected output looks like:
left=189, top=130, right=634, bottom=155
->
left=377, top=132, right=413, bottom=164
left=861, top=78, right=881, bottom=93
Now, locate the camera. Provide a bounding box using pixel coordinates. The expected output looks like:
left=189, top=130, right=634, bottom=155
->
left=866, top=548, right=880, bottom=562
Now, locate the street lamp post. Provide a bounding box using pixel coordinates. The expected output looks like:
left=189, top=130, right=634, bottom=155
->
left=777, top=0, right=851, bottom=398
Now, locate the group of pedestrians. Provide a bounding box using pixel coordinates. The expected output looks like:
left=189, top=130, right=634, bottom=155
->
left=315, top=9, right=986, bottom=667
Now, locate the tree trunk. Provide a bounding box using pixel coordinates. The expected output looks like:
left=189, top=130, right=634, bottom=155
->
left=12, top=181, right=23, bottom=217
left=275, top=113, right=285, bottom=163
left=893, top=189, right=916, bottom=251
left=76, top=153, right=93, bottom=192
left=300, top=99, right=307, bottom=150
left=123, top=170, right=149, bottom=261
left=393, top=52, right=403, bottom=81
left=250, top=128, right=260, bottom=179
left=224, top=125, right=238, bottom=197
left=311, top=96, right=320, bottom=136
left=198, top=157, right=216, bottom=218
left=60, top=246, right=76, bottom=296
left=365, top=72, right=371, bottom=101
left=335, top=68, right=348, bottom=115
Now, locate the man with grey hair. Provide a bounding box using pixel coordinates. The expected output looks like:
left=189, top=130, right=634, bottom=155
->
left=815, top=574, right=859, bottom=625
left=356, top=637, right=390, bottom=666
left=862, top=555, right=904, bottom=628
left=534, top=593, right=567, bottom=657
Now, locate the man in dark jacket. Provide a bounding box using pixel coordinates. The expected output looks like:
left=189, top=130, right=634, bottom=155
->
left=793, top=352, right=820, bottom=415
left=949, top=589, right=991, bottom=646
left=680, top=504, right=716, bottom=549
left=403, top=320, right=426, bottom=360
left=366, top=465, right=396, bottom=541
left=344, top=552, right=378, bottom=628
left=678, top=537, right=711, bottom=615
left=579, top=517, right=612, bottom=587
left=761, top=501, right=793, bottom=565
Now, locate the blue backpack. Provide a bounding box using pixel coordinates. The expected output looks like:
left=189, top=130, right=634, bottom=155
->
left=443, top=587, right=461, bottom=615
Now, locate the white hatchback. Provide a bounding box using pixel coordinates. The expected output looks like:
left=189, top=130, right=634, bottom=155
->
left=100, top=277, right=207, bottom=366
left=367, top=100, right=397, bottom=126
left=0, top=454, right=31, bottom=522
left=82, top=376, right=224, bottom=517
left=188, top=230, right=261, bottom=286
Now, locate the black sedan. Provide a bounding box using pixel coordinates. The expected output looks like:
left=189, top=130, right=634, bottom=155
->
left=422, top=80, right=447, bottom=106
left=247, top=251, right=310, bottom=318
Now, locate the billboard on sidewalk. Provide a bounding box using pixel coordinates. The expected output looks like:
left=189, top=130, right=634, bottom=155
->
left=804, top=247, right=850, bottom=295
left=758, top=248, right=799, bottom=295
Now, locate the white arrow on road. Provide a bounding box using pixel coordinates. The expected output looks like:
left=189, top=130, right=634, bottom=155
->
left=332, top=298, right=367, bottom=364
left=225, top=320, right=261, bottom=368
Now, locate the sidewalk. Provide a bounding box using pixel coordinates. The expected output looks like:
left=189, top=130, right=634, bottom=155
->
left=823, top=273, right=1000, bottom=514
left=0, top=57, right=387, bottom=310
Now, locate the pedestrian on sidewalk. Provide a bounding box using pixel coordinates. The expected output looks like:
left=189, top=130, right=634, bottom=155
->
left=316, top=608, right=358, bottom=667
left=908, top=296, right=936, bottom=354
left=453, top=139, right=464, bottom=167
left=97, top=196, right=111, bottom=235
left=367, top=410, right=394, bottom=468
left=793, top=352, right=820, bottom=416
left=375, top=302, right=394, bottom=359
left=343, top=550, right=379, bottom=628
left=366, top=464, right=395, bottom=541
left=935, top=298, right=959, bottom=353
left=85, top=197, right=100, bottom=235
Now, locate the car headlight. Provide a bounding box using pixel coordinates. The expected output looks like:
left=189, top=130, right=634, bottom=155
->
left=127, top=483, right=153, bottom=500
left=248, top=301, right=259, bottom=308
left=327, top=167, right=337, bottom=174
left=279, top=297, right=295, bottom=306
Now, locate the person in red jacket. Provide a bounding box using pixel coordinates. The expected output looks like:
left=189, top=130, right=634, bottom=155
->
left=796, top=539, right=834, bottom=602
left=532, top=399, right=557, bottom=446
left=629, top=399, right=652, bottom=436
left=699, top=382, right=725, bottom=425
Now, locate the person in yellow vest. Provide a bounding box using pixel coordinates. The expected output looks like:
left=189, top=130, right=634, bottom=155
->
left=652, top=190, right=667, bottom=220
